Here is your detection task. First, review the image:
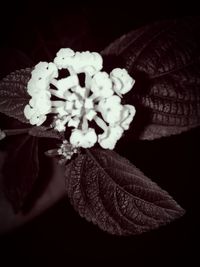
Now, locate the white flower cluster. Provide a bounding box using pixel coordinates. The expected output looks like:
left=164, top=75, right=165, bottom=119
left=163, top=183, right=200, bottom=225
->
left=24, top=62, right=58, bottom=126
left=24, top=48, right=136, bottom=150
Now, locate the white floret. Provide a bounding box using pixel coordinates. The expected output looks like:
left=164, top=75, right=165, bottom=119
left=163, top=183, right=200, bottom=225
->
left=53, top=48, right=75, bottom=69
left=97, top=95, right=123, bottom=126
left=110, top=68, right=135, bottom=95
left=90, top=72, right=113, bottom=98
left=98, top=126, right=124, bottom=150
left=54, top=49, right=103, bottom=75
left=70, top=128, right=97, bottom=148
left=120, top=105, right=136, bottom=130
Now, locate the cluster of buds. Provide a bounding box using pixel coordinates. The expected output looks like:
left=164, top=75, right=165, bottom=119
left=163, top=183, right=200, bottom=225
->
left=57, top=140, right=79, bottom=164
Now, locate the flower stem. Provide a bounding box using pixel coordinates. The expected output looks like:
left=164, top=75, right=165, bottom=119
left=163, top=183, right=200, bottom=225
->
left=51, top=100, right=65, bottom=107
left=50, top=89, right=63, bottom=99
left=67, top=66, right=76, bottom=76
left=85, top=72, right=91, bottom=94
left=3, top=128, right=32, bottom=136
left=94, top=116, right=107, bottom=132
left=82, top=116, right=88, bottom=131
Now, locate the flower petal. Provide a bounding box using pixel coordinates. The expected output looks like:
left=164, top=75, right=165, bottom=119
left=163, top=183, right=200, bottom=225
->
left=120, top=105, right=136, bottom=130
left=98, top=95, right=122, bottom=125
left=110, top=68, right=135, bottom=95
left=90, top=72, right=113, bottom=98
left=54, top=48, right=75, bottom=69
left=70, top=128, right=97, bottom=148
left=98, top=126, right=123, bottom=149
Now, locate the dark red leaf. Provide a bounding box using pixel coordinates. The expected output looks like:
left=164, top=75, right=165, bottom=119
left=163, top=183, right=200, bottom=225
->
left=0, top=68, right=31, bottom=124
left=65, top=149, right=184, bottom=235
left=102, top=18, right=200, bottom=139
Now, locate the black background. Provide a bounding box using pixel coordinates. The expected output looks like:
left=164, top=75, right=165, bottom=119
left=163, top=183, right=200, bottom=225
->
left=0, top=1, right=199, bottom=266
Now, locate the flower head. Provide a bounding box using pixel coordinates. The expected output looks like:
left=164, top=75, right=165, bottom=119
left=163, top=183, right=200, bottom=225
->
left=24, top=48, right=136, bottom=149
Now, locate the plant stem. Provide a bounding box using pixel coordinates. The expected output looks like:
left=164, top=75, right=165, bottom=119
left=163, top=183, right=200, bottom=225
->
left=3, top=128, right=32, bottom=136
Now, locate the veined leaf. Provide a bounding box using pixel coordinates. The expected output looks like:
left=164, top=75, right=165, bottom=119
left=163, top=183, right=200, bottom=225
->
left=102, top=18, right=200, bottom=139
left=65, top=148, right=184, bottom=235
left=0, top=68, right=31, bottom=124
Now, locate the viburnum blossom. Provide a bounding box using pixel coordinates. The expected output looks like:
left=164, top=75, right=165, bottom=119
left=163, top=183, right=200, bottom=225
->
left=24, top=48, right=136, bottom=154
